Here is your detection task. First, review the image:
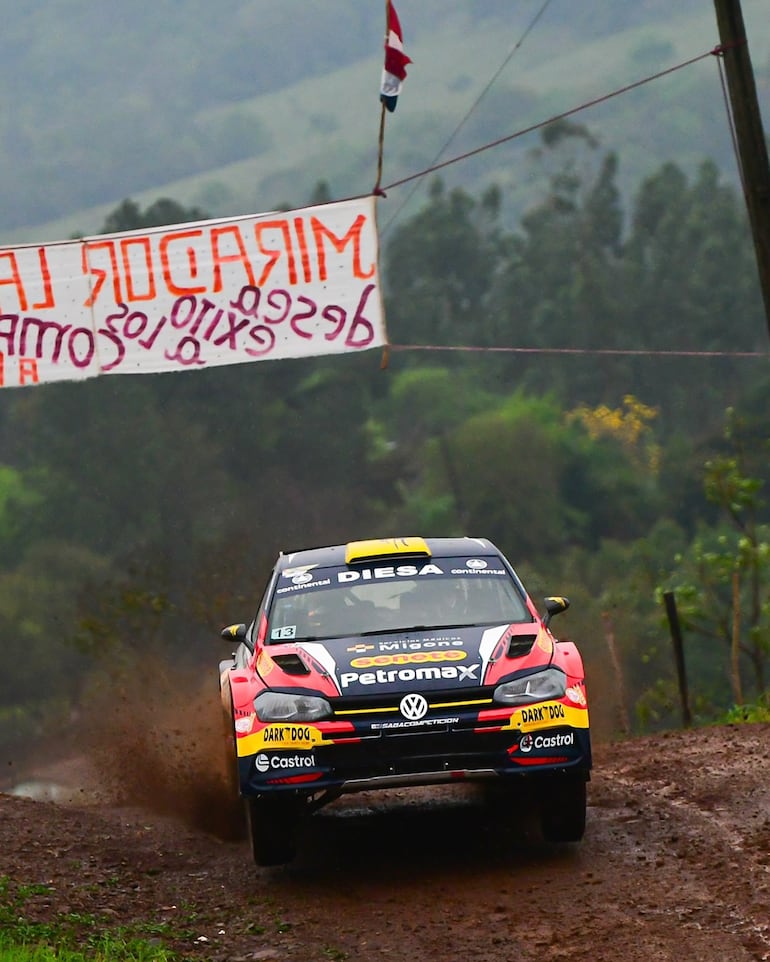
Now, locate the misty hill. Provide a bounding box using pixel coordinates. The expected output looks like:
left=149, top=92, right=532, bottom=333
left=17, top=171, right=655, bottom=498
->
left=1, top=0, right=768, bottom=244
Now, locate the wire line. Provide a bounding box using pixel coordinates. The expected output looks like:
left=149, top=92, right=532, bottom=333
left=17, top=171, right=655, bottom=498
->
left=381, top=46, right=725, bottom=194
left=380, top=0, right=554, bottom=236
left=386, top=344, right=768, bottom=359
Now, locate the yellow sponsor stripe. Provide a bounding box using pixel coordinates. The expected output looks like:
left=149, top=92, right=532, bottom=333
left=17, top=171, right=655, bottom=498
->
left=431, top=698, right=493, bottom=709
left=350, top=649, right=467, bottom=668
left=334, top=696, right=492, bottom=716
left=334, top=705, right=398, bottom=716
left=275, top=698, right=585, bottom=729
left=236, top=724, right=329, bottom=757
left=504, top=701, right=590, bottom=732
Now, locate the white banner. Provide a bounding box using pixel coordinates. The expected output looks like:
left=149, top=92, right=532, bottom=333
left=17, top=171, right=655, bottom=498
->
left=0, top=196, right=385, bottom=388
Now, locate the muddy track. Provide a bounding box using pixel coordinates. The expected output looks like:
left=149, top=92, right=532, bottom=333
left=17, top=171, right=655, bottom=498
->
left=1, top=723, right=769, bottom=961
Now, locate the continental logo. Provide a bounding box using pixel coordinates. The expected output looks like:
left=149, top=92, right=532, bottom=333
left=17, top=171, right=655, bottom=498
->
left=350, top=650, right=466, bottom=669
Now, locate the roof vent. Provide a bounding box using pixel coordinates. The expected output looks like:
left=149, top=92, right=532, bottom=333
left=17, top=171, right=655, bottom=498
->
left=507, top=634, right=537, bottom=658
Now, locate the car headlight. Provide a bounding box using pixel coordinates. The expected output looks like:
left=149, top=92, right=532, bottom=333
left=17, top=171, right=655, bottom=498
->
left=493, top=667, right=567, bottom=706
left=254, top=691, right=332, bottom=722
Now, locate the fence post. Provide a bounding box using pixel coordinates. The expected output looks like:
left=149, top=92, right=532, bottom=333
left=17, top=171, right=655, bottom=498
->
left=731, top=571, right=744, bottom=706
left=663, top=591, right=692, bottom=727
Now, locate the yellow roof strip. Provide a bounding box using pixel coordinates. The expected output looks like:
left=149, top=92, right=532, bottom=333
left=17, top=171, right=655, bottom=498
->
left=345, top=537, right=431, bottom=564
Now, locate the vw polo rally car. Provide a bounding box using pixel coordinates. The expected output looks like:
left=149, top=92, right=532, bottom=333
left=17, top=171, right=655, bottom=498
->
left=219, top=537, right=591, bottom=865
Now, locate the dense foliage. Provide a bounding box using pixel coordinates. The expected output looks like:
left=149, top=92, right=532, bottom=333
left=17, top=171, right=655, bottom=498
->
left=1, top=125, right=769, bottom=757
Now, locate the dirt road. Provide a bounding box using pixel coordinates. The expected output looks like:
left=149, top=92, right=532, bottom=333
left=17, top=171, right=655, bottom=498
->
left=1, top=723, right=769, bottom=961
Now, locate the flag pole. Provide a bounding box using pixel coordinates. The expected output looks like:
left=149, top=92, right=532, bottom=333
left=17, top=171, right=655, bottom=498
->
left=377, top=0, right=391, bottom=367
left=376, top=96, right=388, bottom=368
left=374, top=0, right=391, bottom=194
left=374, top=102, right=387, bottom=193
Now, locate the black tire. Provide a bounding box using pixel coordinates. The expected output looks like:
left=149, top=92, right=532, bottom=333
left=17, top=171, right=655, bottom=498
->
left=245, top=796, right=301, bottom=867
left=539, top=774, right=587, bottom=843
left=219, top=683, right=247, bottom=840
left=220, top=696, right=239, bottom=797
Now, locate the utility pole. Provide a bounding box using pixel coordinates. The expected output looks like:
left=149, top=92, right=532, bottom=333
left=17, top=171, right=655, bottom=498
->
left=713, top=0, right=770, bottom=340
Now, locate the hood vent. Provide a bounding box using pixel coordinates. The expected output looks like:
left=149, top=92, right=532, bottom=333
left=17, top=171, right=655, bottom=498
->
left=271, top=653, right=311, bottom=675
left=507, top=634, right=537, bottom=658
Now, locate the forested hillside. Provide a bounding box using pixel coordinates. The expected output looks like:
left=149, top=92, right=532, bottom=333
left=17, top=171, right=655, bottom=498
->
left=1, top=118, right=770, bottom=756
left=1, top=0, right=768, bottom=241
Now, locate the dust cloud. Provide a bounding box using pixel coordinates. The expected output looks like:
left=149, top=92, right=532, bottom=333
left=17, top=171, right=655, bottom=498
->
left=19, top=654, right=246, bottom=841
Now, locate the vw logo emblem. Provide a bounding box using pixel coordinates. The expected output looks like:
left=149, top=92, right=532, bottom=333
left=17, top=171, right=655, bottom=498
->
left=400, top=693, right=428, bottom=721
left=466, top=558, right=487, bottom=569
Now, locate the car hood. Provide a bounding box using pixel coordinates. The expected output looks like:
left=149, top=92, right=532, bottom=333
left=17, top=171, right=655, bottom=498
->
left=260, top=623, right=553, bottom=698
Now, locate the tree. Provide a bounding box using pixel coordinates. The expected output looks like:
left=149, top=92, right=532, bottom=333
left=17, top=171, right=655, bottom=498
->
left=623, top=160, right=762, bottom=352
left=620, top=160, right=765, bottom=434
left=99, top=197, right=208, bottom=233
left=383, top=178, right=504, bottom=348
left=0, top=466, right=44, bottom=567
left=659, top=409, right=770, bottom=702
left=380, top=387, right=662, bottom=563
left=487, top=122, right=626, bottom=401
left=0, top=541, right=109, bottom=706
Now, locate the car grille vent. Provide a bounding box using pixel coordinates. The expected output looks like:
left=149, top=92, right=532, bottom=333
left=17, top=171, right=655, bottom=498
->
left=333, top=686, right=497, bottom=715
left=271, top=653, right=310, bottom=675
left=507, top=634, right=537, bottom=658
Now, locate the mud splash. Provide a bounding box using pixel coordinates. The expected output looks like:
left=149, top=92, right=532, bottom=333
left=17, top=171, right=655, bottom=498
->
left=15, top=654, right=245, bottom=841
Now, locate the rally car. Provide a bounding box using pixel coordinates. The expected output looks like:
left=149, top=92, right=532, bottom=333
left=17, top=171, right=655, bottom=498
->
left=218, top=536, right=591, bottom=866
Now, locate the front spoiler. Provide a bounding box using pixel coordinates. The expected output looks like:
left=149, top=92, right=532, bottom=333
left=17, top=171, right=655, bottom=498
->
left=237, top=726, right=592, bottom=798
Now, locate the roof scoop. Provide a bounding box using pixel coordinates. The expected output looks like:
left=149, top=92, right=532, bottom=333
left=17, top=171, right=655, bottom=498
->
left=271, top=653, right=311, bottom=675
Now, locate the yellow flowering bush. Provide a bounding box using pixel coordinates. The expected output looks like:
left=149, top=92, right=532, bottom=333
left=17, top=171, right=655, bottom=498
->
left=567, top=394, right=660, bottom=473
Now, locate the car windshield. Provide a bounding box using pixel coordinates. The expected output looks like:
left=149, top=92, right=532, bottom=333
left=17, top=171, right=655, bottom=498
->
left=267, top=561, right=532, bottom=643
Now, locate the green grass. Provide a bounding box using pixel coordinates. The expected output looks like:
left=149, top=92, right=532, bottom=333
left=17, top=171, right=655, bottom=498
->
left=0, top=930, right=177, bottom=962
left=721, top=701, right=770, bottom=724
left=0, top=877, right=183, bottom=962
left=0, top=941, right=176, bottom=962
left=0, top=940, right=176, bottom=962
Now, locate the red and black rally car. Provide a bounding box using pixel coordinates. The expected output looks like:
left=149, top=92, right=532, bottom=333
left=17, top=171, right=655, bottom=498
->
left=219, top=536, right=591, bottom=865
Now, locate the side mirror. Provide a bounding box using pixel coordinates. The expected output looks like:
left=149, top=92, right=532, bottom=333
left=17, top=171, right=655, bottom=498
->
left=221, top=623, right=247, bottom=642
left=543, top=596, right=569, bottom=628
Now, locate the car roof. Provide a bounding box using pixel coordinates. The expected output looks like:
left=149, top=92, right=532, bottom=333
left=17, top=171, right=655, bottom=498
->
left=275, top=537, right=504, bottom=573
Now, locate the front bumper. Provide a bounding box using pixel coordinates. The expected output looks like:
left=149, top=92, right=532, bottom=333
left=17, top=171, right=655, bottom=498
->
left=235, top=696, right=591, bottom=797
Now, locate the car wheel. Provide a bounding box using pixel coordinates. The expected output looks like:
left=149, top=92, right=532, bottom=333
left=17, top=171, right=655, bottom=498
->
left=245, top=796, right=301, bottom=867
left=220, top=683, right=247, bottom=840
left=539, top=774, right=587, bottom=843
